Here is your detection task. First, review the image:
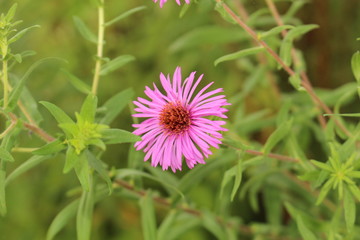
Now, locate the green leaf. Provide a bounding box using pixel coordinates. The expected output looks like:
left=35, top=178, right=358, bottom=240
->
left=279, top=24, right=318, bottom=67
left=296, top=215, right=317, bottom=240
left=74, top=152, right=91, bottom=191
left=264, top=185, right=282, bottom=226
left=100, top=55, right=135, bottom=76
left=5, top=3, right=18, bottom=22
left=324, top=113, right=360, bottom=117
left=258, top=25, right=294, bottom=40
left=289, top=73, right=303, bottom=91
left=5, top=155, right=50, bottom=186
left=20, top=87, right=44, bottom=124
left=348, top=184, right=360, bottom=202
left=76, top=176, right=94, bottom=240
left=351, top=51, right=360, bottom=82
left=64, top=146, right=79, bottom=173
left=102, top=128, right=141, bottom=144
left=7, top=58, right=64, bottom=111
left=310, top=160, right=333, bottom=172
left=99, top=88, right=134, bottom=124
left=214, top=2, right=237, bottom=25
left=231, top=160, right=243, bottom=201
left=61, top=69, right=91, bottom=94
left=0, top=147, right=14, bottom=162
left=116, top=169, right=184, bottom=198
left=344, top=187, right=356, bottom=232
left=47, top=200, right=79, bottom=240
left=179, top=2, right=191, bottom=18
left=262, top=119, right=292, bottom=155
left=105, top=6, right=147, bottom=26
left=139, top=192, right=157, bottom=240
left=73, top=16, right=97, bottom=44
left=202, top=211, right=227, bottom=240
left=40, top=101, right=74, bottom=125
left=214, top=46, right=264, bottom=66
left=32, top=139, right=66, bottom=155
left=8, top=25, right=40, bottom=44
left=157, top=211, right=178, bottom=240
left=80, top=94, right=98, bottom=123
left=316, top=178, right=334, bottom=205
left=169, top=26, right=248, bottom=52
left=86, top=151, right=112, bottom=194
left=0, top=167, right=6, bottom=216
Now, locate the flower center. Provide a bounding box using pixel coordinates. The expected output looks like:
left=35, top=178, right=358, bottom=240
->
left=159, top=102, right=191, bottom=134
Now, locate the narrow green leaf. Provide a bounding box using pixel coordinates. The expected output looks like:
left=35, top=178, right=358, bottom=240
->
left=61, top=69, right=91, bottom=94
left=157, top=211, right=178, bottom=240
left=324, top=113, right=360, bottom=117
left=73, top=16, right=97, bottom=44
left=74, top=152, right=90, bottom=191
left=47, top=200, right=79, bottom=240
left=139, top=192, right=157, bottom=240
left=351, top=51, right=360, bottom=82
left=231, top=160, right=243, bottom=201
left=344, top=187, right=356, bottom=232
left=316, top=178, right=334, bottom=205
left=264, top=186, right=282, bottom=226
left=105, top=6, right=147, bottom=26
left=310, top=160, right=333, bottom=172
left=296, top=215, right=317, bottom=240
left=220, top=166, right=236, bottom=199
left=258, top=25, right=294, bottom=40
left=20, top=87, right=43, bottom=124
left=179, top=2, right=191, bottom=18
left=8, top=58, right=64, bottom=111
left=64, top=146, right=79, bottom=173
left=100, top=55, right=135, bottom=76
left=40, top=101, right=74, bottom=125
left=8, top=25, right=40, bottom=44
left=0, top=147, right=14, bottom=162
left=76, top=176, right=94, bottom=240
left=202, top=211, right=227, bottom=240
left=214, top=47, right=264, bottom=66
left=86, top=151, right=112, bottom=194
left=5, top=3, right=18, bottom=22
left=5, top=155, right=50, bottom=186
left=102, top=128, right=141, bottom=144
left=348, top=184, right=360, bottom=202
left=116, top=169, right=184, bottom=198
left=169, top=26, right=247, bottom=52
left=263, top=119, right=292, bottom=155
left=0, top=167, right=6, bottom=216
left=279, top=24, right=318, bottom=67
left=32, top=139, right=66, bottom=155
left=214, top=2, right=237, bottom=25
left=80, top=94, right=97, bottom=123
left=289, top=73, right=303, bottom=90
left=99, top=88, right=134, bottom=124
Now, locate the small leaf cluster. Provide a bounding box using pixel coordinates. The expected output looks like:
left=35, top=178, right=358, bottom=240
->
left=37, top=93, right=140, bottom=191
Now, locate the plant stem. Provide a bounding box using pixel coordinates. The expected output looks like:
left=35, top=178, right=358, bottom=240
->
left=217, top=0, right=351, bottom=137
left=91, top=0, right=105, bottom=95
left=2, top=60, right=9, bottom=108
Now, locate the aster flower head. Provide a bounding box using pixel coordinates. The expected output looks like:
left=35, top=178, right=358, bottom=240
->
left=133, top=67, right=230, bottom=172
left=153, top=0, right=190, bottom=8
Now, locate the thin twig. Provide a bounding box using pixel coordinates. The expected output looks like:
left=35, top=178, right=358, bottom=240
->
left=23, top=122, right=55, bottom=142
left=217, top=0, right=351, bottom=137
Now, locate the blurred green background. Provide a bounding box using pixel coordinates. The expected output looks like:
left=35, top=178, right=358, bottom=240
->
left=0, top=0, right=359, bottom=239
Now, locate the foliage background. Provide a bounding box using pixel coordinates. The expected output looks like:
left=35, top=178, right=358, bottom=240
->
left=0, top=0, right=360, bottom=239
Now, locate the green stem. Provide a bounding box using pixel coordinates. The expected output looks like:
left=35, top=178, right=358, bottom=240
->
left=91, top=0, right=105, bottom=95
left=2, top=59, right=9, bottom=108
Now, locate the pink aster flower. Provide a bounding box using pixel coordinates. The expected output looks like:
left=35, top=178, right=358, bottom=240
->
left=153, top=0, right=190, bottom=8
left=132, top=67, right=230, bottom=172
